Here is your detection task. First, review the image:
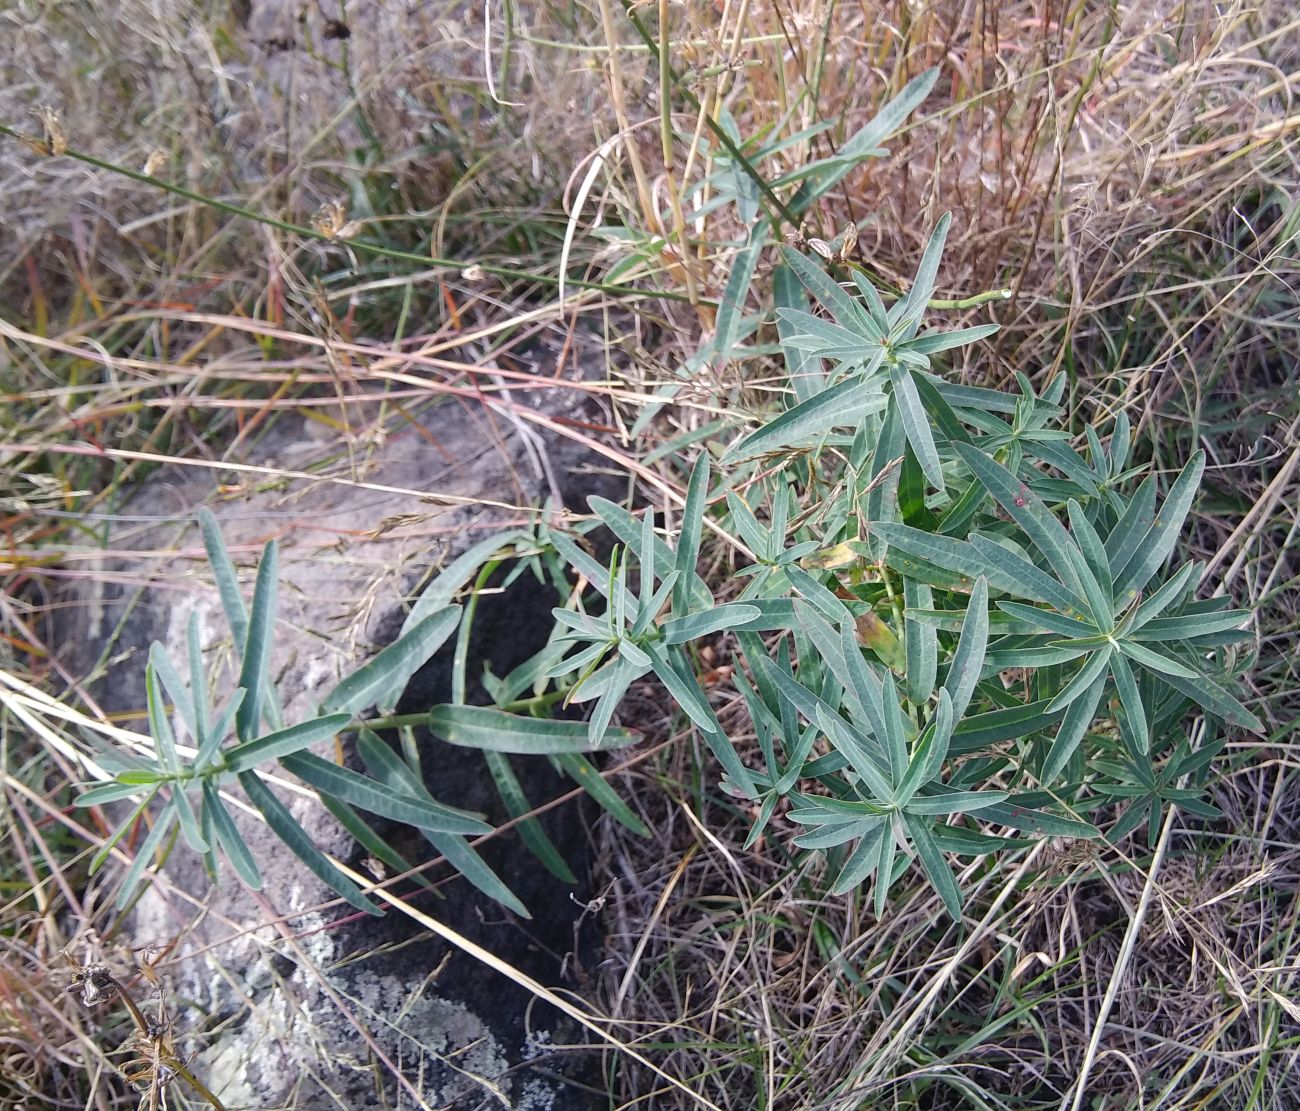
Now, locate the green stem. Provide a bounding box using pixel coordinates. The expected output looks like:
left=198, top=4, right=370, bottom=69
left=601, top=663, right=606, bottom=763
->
left=0, top=125, right=692, bottom=304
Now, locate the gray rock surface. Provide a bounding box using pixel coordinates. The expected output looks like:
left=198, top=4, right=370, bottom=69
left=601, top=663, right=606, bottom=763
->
left=64, top=335, right=618, bottom=1109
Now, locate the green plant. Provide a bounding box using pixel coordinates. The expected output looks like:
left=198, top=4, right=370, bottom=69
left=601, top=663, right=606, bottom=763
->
left=74, top=512, right=647, bottom=917
left=389, top=202, right=1258, bottom=922
left=74, top=65, right=1259, bottom=931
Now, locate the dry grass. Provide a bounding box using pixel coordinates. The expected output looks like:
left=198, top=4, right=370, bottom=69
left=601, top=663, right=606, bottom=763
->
left=2, top=0, right=1298, bottom=1108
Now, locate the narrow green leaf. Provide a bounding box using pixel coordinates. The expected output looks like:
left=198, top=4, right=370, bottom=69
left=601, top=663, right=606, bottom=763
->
left=554, top=752, right=650, bottom=836
left=775, top=263, right=826, bottom=403
left=944, top=578, right=989, bottom=721
left=319, top=794, right=437, bottom=894
left=725, top=375, right=887, bottom=461
left=815, top=707, right=895, bottom=800
left=1103, top=474, right=1157, bottom=572
left=968, top=536, right=1087, bottom=615
left=235, top=540, right=278, bottom=742
left=1129, top=561, right=1200, bottom=628
left=1061, top=537, right=1114, bottom=629
left=873, top=828, right=896, bottom=916
left=1067, top=501, right=1114, bottom=615
left=484, top=750, right=577, bottom=884
left=400, top=529, right=526, bottom=637
left=890, top=364, right=945, bottom=491
left=114, top=805, right=175, bottom=909
left=89, top=790, right=157, bottom=875
left=195, top=688, right=244, bottom=772
left=778, top=245, right=878, bottom=337
left=150, top=642, right=197, bottom=743
left=587, top=496, right=711, bottom=613
left=905, top=787, right=1007, bottom=816
left=789, top=67, right=938, bottom=212
left=1041, top=671, right=1107, bottom=783
left=828, top=824, right=888, bottom=896
left=661, top=604, right=762, bottom=645
left=1151, top=668, right=1264, bottom=732
left=282, top=752, right=492, bottom=835
left=202, top=780, right=261, bottom=889
left=905, top=813, right=962, bottom=919
left=906, top=323, right=1000, bottom=355
left=898, top=212, right=952, bottom=328
left=954, top=442, right=1083, bottom=595
left=198, top=508, right=248, bottom=653
left=587, top=655, right=643, bottom=748
left=145, top=662, right=180, bottom=776
left=428, top=704, right=639, bottom=753
left=170, top=783, right=208, bottom=853
left=904, top=576, right=937, bottom=703
left=1109, top=650, right=1149, bottom=754
left=187, top=611, right=209, bottom=749
left=714, top=222, right=765, bottom=362
left=1046, top=645, right=1113, bottom=714
left=321, top=606, right=461, bottom=716
left=950, top=699, right=1063, bottom=751
left=223, top=713, right=353, bottom=774
left=996, top=601, right=1098, bottom=639
left=649, top=644, right=756, bottom=797
left=1131, top=610, right=1251, bottom=640
left=1115, top=452, right=1205, bottom=595
left=356, top=733, right=529, bottom=915
left=238, top=770, right=377, bottom=913
left=77, top=780, right=152, bottom=806
left=1115, top=638, right=1200, bottom=679
left=978, top=798, right=1099, bottom=838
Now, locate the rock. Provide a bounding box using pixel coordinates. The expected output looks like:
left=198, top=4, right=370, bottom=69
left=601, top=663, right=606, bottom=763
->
left=63, top=337, right=618, bottom=1108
